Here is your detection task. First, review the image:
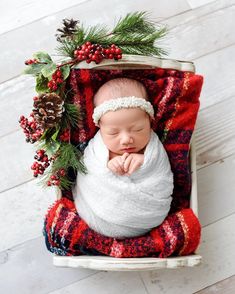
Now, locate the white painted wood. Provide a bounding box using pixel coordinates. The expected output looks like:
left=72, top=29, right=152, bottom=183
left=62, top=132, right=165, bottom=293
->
left=197, top=154, right=235, bottom=227
left=196, top=275, right=235, bottom=294
left=0, top=0, right=88, bottom=35
left=165, top=1, right=235, bottom=60
left=190, top=135, right=198, bottom=217
left=0, top=0, right=190, bottom=35
left=0, top=130, right=36, bottom=192
left=187, top=0, right=217, bottom=9
left=53, top=255, right=202, bottom=271
left=0, top=237, right=99, bottom=294
left=0, top=75, right=35, bottom=138
left=48, top=270, right=149, bottom=294
left=73, top=54, right=195, bottom=72
left=0, top=180, right=56, bottom=252
left=195, top=44, right=235, bottom=111
left=195, top=96, right=235, bottom=169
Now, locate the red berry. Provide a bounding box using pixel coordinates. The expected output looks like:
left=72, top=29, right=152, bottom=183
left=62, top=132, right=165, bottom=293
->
left=54, top=180, right=60, bottom=186
left=47, top=181, right=52, bottom=186
left=56, top=78, right=63, bottom=84
left=115, top=48, right=122, bottom=54
left=42, top=156, right=48, bottom=162
left=59, top=169, right=66, bottom=176
left=33, top=171, right=38, bottom=177
left=56, top=70, right=62, bottom=77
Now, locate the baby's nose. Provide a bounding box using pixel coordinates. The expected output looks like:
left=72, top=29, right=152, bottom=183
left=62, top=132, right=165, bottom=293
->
left=120, top=133, right=133, bottom=144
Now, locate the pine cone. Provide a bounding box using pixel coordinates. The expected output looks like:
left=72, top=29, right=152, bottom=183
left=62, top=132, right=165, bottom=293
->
left=56, top=18, right=79, bottom=41
left=33, top=93, right=64, bottom=128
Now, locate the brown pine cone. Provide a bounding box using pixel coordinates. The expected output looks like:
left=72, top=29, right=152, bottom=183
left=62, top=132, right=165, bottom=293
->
left=33, top=93, right=64, bottom=128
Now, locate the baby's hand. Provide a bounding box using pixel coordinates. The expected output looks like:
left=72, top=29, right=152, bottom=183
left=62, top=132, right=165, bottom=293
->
left=123, top=153, right=144, bottom=176
left=107, top=152, right=129, bottom=176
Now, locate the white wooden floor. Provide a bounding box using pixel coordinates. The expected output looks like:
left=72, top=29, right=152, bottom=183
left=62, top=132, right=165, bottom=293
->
left=1, top=0, right=235, bottom=293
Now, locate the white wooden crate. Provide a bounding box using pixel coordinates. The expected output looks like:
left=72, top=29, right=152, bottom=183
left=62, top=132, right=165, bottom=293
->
left=53, top=55, right=201, bottom=271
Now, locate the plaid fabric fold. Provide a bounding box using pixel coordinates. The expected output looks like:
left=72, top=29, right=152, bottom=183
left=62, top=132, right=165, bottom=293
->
left=43, top=197, right=201, bottom=258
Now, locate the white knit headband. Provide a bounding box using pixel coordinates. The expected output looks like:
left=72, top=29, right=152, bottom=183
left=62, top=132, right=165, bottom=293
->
left=92, top=96, right=154, bottom=126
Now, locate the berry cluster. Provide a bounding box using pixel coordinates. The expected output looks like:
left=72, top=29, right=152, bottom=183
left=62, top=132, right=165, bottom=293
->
left=31, top=149, right=51, bottom=177
left=25, top=58, right=39, bottom=65
left=47, top=69, right=64, bottom=91
left=19, top=112, right=44, bottom=143
left=47, top=168, right=66, bottom=186
left=74, top=42, right=122, bottom=64
left=59, top=128, right=70, bottom=142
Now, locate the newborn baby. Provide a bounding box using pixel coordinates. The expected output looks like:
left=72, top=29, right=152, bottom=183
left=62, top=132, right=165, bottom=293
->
left=73, top=78, right=174, bottom=239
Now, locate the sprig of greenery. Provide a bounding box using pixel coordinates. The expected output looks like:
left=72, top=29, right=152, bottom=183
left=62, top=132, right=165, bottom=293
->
left=52, top=143, right=87, bottom=174
left=56, top=11, right=169, bottom=58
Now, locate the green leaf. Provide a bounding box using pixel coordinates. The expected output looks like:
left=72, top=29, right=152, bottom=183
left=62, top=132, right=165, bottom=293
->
left=41, top=63, right=57, bottom=78
left=60, top=65, right=70, bottom=80
left=33, top=51, right=52, bottom=63
left=23, top=63, right=45, bottom=75
left=45, top=140, right=61, bottom=157
left=51, top=127, right=60, bottom=141
left=35, top=74, right=49, bottom=93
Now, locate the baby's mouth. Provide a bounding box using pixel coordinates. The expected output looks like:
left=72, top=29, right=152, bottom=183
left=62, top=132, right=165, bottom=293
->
left=121, top=147, right=135, bottom=152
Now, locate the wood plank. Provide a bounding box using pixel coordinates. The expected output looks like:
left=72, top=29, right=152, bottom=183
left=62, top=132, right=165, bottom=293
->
left=0, top=0, right=190, bottom=83
left=139, top=213, right=235, bottom=294
left=0, top=130, right=36, bottom=193
left=0, top=180, right=56, bottom=252
left=165, top=0, right=235, bottom=60
left=187, top=0, right=217, bottom=9
left=0, top=0, right=88, bottom=35
left=194, top=44, right=235, bottom=110
left=48, top=271, right=149, bottom=294
left=0, top=75, right=35, bottom=138
left=195, top=96, right=235, bottom=169
left=197, top=154, right=235, bottom=226
left=195, top=275, right=235, bottom=294
left=0, top=237, right=99, bottom=294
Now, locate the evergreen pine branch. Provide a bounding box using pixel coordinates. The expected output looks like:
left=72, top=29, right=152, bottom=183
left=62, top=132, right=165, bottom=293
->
left=113, top=11, right=156, bottom=34
left=56, top=38, right=78, bottom=58
left=62, top=103, right=83, bottom=128
left=83, top=24, right=109, bottom=44
left=52, top=143, right=87, bottom=174
left=55, top=12, right=169, bottom=58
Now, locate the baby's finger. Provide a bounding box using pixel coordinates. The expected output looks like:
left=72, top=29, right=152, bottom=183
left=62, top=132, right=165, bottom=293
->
left=121, top=152, right=129, bottom=163
left=123, top=155, right=133, bottom=172
left=112, top=162, right=125, bottom=175
left=127, top=160, right=142, bottom=175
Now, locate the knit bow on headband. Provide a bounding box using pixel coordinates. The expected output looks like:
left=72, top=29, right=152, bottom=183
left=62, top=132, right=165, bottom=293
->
left=92, top=96, right=155, bottom=126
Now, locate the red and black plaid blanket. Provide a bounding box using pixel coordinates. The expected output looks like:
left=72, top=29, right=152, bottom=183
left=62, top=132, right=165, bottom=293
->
left=43, top=67, right=203, bottom=258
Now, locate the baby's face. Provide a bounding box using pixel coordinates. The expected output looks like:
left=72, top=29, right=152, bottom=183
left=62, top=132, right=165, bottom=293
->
left=99, top=108, right=151, bottom=156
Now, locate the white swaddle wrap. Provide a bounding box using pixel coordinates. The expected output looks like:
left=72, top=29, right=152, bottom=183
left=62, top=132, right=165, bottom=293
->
left=73, top=129, right=174, bottom=238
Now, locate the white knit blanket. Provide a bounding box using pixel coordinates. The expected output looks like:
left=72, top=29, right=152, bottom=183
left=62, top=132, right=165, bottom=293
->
left=73, top=130, right=174, bottom=239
